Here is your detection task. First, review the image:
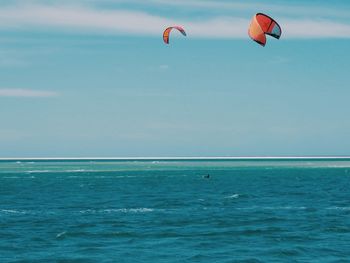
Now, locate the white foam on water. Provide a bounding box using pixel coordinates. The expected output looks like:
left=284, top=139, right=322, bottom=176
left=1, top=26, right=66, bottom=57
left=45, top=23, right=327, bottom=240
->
left=124, top=208, right=154, bottom=213
left=235, top=206, right=307, bottom=210
left=56, top=231, right=67, bottom=238
left=327, top=206, right=350, bottom=211
left=79, top=208, right=154, bottom=214
left=264, top=206, right=307, bottom=210
left=0, top=209, right=27, bottom=214
left=26, top=170, right=50, bottom=173
left=20, top=175, right=36, bottom=179
left=104, top=208, right=154, bottom=213
left=225, top=194, right=240, bottom=199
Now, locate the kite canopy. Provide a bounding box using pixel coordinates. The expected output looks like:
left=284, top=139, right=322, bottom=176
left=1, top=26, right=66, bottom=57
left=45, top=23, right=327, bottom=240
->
left=248, top=13, right=281, bottom=46
left=163, top=26, right=187, bottom=44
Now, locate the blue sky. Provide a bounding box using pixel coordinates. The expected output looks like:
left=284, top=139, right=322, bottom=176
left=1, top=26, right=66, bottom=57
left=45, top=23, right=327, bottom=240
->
left=1, top=0, right=350, bottom=157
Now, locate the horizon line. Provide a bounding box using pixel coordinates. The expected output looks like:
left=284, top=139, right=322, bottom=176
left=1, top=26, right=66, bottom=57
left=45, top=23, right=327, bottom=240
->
left=1, top=156, right=350, bottom=161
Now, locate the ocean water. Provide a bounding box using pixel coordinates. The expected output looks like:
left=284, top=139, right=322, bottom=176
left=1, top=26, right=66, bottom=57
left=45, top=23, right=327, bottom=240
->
left=1, top=159, right=350, bottom=262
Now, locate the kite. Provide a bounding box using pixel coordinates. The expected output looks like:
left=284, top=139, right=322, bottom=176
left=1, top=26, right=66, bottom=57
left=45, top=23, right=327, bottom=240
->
left=163, top=26, right=187, bottom=44
left=248, top=13, right=282, bottom=47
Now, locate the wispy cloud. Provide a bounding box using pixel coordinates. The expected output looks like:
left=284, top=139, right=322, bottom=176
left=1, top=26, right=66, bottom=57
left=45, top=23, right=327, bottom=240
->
left=0, top=4, right=349, bottom=38
left=56, top=0, right=350, bottom=19
left=0, top=5, right=167, bottom=35
left=0, top=4, right=247, bottom=37
left=148, top=0, right=350, bottom=18
left=159, top=64, right=169, bottom=70
left=282, top=19, right=350, bottom=38
left=0, top=88, right=58, bottom=98
left=0, top=51, right=28, bottom=68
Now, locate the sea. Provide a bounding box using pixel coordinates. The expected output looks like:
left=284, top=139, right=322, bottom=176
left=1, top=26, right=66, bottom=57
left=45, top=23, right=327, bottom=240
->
left=1, top=158, right=350, bottom=262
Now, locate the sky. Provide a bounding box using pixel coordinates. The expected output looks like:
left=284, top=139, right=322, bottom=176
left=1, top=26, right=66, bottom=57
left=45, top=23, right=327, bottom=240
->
left=0, top=0, right=350, bottom=158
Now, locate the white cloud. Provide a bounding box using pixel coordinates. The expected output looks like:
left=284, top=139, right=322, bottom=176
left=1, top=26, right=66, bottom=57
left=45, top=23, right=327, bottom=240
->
left=30, top=0, right=350, bottom=15
left=57, top=0, right=350, bottom=20
left=282, top=19, right=350, bottom=38
left=159, top=64, right=169, bottom=70
left=149, top=0, right=350, bottom=18
left=0, top=4, right=349, bottom=39
left=0, top=51, right=28, bottom=67
left=0, top=5, right=168, bottom=35
left=0, top=4, right=249, bottom=37
left=0, top=88, right=58, bottom=98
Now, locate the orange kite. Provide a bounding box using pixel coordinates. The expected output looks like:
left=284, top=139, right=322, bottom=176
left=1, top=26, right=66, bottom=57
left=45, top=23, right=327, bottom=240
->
left=248, top=13, right=282, bottom=46
left=163, top=26, right=187, bottom=44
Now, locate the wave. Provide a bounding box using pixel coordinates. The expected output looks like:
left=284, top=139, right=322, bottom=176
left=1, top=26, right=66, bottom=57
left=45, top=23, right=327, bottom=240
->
left=0, top=209, right=27, bottom=215
left=79, top=208, right=155, bottom=214
left=28, top=169, right=93, bottom=173
left=24, top=170, right=140, bottom=174
left=235, top=206, right=308, bottom=210
left=64, top=175, right=138, bottom=179
left=224, top=194, right=240, bottom=199
left=26, top=170, right=50, bottom=173
left=0, top=208, right=156, bottom=216
left=56, top=231, right=67, bottom=239
left=327, top=206, right=350, bottom=211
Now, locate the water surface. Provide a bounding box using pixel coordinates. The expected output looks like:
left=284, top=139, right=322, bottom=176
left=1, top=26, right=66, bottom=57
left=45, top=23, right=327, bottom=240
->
left=1, top=159, right=350, bottom=262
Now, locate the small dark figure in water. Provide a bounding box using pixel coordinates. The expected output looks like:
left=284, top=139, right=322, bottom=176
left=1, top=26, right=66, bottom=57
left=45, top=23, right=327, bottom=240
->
left=203, top=174, right=210, bottom=179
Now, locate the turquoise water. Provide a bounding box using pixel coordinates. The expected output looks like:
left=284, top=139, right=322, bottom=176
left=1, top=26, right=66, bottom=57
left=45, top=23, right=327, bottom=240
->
left=1, top=159, right=350, bottom=262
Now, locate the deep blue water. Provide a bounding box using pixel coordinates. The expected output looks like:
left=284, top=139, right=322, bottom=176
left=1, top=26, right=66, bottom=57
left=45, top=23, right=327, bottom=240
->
left=1, top=159, right=350, bottom=262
